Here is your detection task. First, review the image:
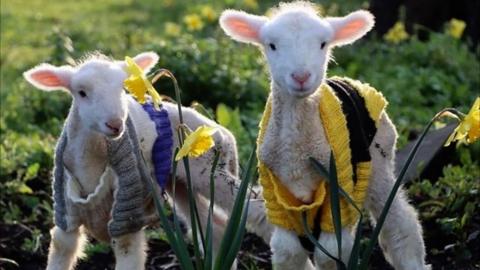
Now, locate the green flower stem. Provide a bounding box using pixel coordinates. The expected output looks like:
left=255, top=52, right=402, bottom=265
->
left=151, top=68, right=184, bottom=124
left=142, top=149, right=194, bottom=270
left=153, top=69, right=205, bottom=268
left=204, top=151, right=220, bottom=270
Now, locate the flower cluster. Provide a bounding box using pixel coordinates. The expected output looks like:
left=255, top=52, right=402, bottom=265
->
left=384, top=22, right=409, bottom=44
left=446, top=18, right=466, bottom=39
left=184, top=14, right=204, bottom=31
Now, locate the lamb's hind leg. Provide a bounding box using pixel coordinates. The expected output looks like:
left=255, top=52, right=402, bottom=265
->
left=187, top=158, right=273, bottom=243
left=365, top=114, right=428, bottom=270
left=47, top=226, right=87, bottom=270
left=111, top=230, right=147, bottom=270
left=166, top=180, right=236, bottom=268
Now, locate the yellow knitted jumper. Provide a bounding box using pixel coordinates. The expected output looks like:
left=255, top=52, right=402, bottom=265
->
left=257, top=77, right=387, bottom=235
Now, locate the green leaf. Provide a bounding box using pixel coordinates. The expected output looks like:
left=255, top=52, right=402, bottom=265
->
left=23, top=163, right=40, bottom=181
left=347, top=218, right=363, bottom=269
left=18, top=183, right=33, bottom=194
left=223, top=190, right=251, bottom=267
left=214, top=145, right=256, bottom=269
left=204, top=151, right=220, bottom=270
left=310, top=156, right=364, bottom=269
left=308, top=157, right=331, bottom=180
left=147, top=175, right=194, bottom=270
left=182, top=157, right=205, bottom=270
left=328, top=153, right=345, bottom=269
left=216, top=103, right=231, bottom=126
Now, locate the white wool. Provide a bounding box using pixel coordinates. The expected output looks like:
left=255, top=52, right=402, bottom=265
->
left=220, top=2, right=428, bottom=269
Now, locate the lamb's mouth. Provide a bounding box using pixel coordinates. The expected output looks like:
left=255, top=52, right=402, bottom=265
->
left=104, top=129, right=124, bottom=140
left=290, top=86, right=316, bottom=97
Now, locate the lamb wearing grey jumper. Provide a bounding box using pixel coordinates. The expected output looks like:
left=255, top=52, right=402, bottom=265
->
left=24, top=52, right=271, bottom=270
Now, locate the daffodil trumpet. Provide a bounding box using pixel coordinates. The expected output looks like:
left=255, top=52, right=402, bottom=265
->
left=175, top=125, right=218, bottom=161
left=441, top=97, right=480, bottom=146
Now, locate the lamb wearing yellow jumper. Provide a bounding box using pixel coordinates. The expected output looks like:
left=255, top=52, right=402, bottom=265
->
left=220, top=2, right=428, bottom=270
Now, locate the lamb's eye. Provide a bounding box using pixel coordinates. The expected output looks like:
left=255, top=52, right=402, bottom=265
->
left=269, top=43, right=276, bottom=51
left=320, top=41, right=326, bottom=49
left=79, top=90, right=87, bottom=98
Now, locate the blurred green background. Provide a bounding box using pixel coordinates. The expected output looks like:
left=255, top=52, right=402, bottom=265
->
left=1, top=0, right=479, bottom=269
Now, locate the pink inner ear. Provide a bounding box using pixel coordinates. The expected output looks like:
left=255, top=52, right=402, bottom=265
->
left=334, top=19, right=365, bottom=40
left=135, top=57, right=154, bottom=70
left=226, top=17, right=259, bottom=40
left=31, top=70, right=66, bottom=87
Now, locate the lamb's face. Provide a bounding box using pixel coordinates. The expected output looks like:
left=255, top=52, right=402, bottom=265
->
left=23, top=52, right=159, bottom=139
left=220, top=3, right=374, bottom=98
left=71, top=61, right=128, bottom=138
left=260, top=11, right=333, bottom=97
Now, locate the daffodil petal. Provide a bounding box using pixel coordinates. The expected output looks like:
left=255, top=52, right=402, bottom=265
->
left=125, top=56, right=144, bottom=77
left=175, top=146, right=190, bottom=161
left=444, top=97, right=480, bottom=146
left=197, top=126, right=218, bottom=136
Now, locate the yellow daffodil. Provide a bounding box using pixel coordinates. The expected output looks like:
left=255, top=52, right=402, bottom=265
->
left=446, top=18, right=466, bottom=39
left=124, top=56, right=162, bottom=109
left=175, top=126, right=217, bottom=161
left=384, top=22, right=409, bottom=44
left=445, top=97, right=480, bottom=146
left=201, top=5, right=217, bottom=22
left=184, top=14, right=204, bottom=31
left=243, top=0, right=258, bottom=10
left=165, top=22, right=181, bottom=37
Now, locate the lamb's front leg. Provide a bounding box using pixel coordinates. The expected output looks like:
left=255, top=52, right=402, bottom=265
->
left=47, top=226, right=86, bottom=270
left=111, top=230, right=147, bottom=270
left=365, top=114, right=429, bottom=270
left=271, top=226, right=315, bottom=270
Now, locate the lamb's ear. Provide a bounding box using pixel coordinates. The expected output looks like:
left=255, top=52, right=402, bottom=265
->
left=23, top=64, right=73, bottom=92
left=326, top=10, right=374, bottom=47
left=132, top=52, right=159, bottom=73
left=219, top=9, right=268, bottom=45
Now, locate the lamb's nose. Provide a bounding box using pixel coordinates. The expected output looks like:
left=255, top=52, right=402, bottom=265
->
left=105, top=119, right=123, bottom=134
left=291, top=71, right=311, bottom=85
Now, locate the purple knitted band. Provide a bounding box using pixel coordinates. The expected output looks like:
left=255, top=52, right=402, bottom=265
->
left=142, top=103, right=173, bottom=189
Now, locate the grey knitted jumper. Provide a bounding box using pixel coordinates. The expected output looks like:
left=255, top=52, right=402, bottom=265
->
left=53, top=117, right=157, bottom=241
